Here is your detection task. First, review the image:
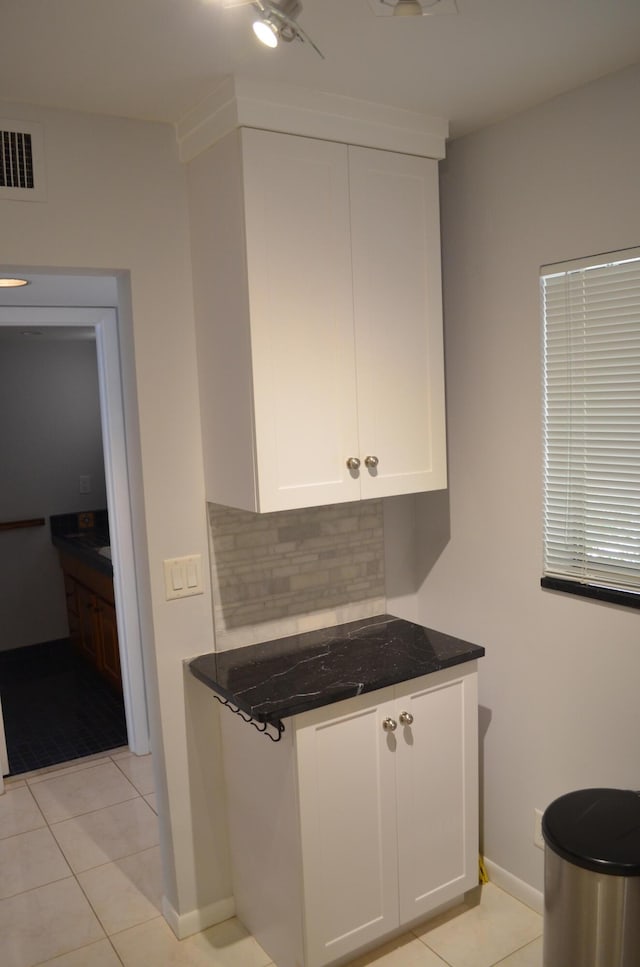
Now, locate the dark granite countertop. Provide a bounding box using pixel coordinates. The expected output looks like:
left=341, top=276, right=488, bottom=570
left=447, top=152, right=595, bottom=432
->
left=189, top=614, right=485, bottom=725
left=50, top=510, right=113, bottom=577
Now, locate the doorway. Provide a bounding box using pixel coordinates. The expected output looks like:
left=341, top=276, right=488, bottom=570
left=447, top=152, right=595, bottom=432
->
left=0, top=304, right=149, bottom=782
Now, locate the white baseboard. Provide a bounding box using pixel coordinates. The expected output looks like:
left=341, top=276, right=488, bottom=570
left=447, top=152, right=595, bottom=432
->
left=162, top=894, right=236, bottom=940
left=483, top=858, right=543, bottom=916
left=160, top=864, right=541, bottom=942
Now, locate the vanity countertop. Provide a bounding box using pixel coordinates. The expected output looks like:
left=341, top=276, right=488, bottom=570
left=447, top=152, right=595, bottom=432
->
left=50, top=510, right=113, bottom=577
left=189, top=614, right=485, bottom=725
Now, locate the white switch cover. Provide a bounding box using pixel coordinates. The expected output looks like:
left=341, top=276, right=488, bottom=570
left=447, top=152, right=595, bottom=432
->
left=163, top=555, right=204, bottom=600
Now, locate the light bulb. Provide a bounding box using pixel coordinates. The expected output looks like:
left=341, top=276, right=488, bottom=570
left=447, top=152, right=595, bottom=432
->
left=253, top=18, right=279, bottom=48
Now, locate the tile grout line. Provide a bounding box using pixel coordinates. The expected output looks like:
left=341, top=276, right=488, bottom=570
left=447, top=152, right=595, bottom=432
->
left=0, top=873, right=78, bottom=905
left=71, top=850, right=128, bottom=965
left=39, top=749, right=146, bottom=966
left=3, top=746, right=129, bottom=786
left=1, top=748, right=154, bottom=966
left=491, top=934, right=543, bottom=966
left=57, top=751, right=150, bottom=966
left=27, top=754, right=145, bottom=825
left=48, top=803, right=160, bottom=873
left=26, top=755, right=137, bottom=785
left=110, top=756, right=153, bottom=797
left=411, top=929, right=456, bottom=967
left=28, top=925, right=127, bottom=967
left=41, top=789, right=142, bottom=828
left=406, top=883, right=544, bottom=967
left=0, top=782, right=50, bottom=847
left=26, top=762, right=126, bottom=787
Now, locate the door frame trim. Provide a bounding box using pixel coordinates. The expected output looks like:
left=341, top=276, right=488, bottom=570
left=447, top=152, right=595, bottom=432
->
left=0, top=305, right=149, bottom=765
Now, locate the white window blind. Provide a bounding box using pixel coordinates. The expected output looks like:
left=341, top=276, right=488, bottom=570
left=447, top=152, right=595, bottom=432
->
left=541, top=248, right=640, bottom=601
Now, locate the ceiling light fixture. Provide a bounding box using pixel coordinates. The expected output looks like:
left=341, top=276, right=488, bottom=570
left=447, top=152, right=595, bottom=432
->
left=0, top=277, right=30, bottom=287
left=393, top=0, right=423, bottom=14
left=375, top=0, right=446, bottom=15
left=252, top=15, right=279, bottom=47
left=250, top=0, right=324, bottom=58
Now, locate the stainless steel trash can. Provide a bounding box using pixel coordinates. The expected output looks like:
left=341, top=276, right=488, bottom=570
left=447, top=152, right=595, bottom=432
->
left=542, top=788, right=640, bottom=967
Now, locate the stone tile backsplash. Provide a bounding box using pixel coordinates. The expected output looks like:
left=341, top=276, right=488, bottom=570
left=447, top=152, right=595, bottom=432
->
left=207, top=501, right=386, bottom=650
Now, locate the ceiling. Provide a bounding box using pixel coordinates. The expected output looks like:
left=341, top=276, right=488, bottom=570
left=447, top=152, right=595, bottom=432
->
left=2, top=0, right=640, bottom=139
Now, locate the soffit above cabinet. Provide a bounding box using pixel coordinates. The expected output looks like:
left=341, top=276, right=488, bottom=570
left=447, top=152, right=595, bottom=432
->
left=176, top=75, right=449, bottom=164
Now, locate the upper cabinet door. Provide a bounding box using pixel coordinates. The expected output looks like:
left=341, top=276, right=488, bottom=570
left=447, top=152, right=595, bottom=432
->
left=241, top=129, right=361, bottom=512
left=349, top=147, right=447, bottom=499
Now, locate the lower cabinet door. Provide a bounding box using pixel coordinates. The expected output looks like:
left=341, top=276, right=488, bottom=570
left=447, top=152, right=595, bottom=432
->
left=97, top=601, right=122, bottom=692
left=395, top=666, right=479, bottom=923
left=295, top=688, right=399, bottom=967
left=76, top=583, right=99, bottom=664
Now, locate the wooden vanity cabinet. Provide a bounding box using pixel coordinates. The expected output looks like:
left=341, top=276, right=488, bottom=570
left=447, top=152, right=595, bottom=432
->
left=188, top=127, right=447, bottom=513
left=74, top=580, right=100, bottom=666
left=60, top=552, right=122, bottom=692
left=220, top=662, right=479, bottom=967
left=97, top=600, right=121, bottom=691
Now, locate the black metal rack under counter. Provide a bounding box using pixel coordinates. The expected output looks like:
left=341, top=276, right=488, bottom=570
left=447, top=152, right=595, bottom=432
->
left=189, top=614, right=485, bottom=733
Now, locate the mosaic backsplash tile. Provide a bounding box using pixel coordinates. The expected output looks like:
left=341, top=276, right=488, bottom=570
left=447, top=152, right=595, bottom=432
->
left=207, top=500, right=386, bottom=650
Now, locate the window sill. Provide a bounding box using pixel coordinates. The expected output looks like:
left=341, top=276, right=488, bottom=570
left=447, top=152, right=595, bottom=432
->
left=541, top=576, right=640, bottom=611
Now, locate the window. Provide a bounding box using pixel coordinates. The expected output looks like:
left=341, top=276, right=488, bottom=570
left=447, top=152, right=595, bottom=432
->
left=541, top=248, right=640, bottom=609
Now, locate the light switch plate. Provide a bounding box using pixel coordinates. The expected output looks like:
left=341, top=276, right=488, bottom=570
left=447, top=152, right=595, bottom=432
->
left=163, top=555, right=204, bottom=600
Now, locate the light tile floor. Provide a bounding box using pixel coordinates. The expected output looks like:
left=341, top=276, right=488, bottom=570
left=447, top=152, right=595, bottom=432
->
left=0, top=749, right=543, bottom=967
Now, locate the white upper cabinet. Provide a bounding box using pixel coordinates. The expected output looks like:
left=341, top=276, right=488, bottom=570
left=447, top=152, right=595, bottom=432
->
left=188, top=127, right=447, bottom=513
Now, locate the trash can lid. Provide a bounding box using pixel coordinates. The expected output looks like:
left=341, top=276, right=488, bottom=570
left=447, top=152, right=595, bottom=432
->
left=542, top=788, right=640, bottom=876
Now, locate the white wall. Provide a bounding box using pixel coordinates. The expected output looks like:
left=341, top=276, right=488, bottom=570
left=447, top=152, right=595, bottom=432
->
left=0, top=103, right=231, bottom=928
left=387, top=63, right=640, bottom=896
left=0, top=334, right=106, bottom=650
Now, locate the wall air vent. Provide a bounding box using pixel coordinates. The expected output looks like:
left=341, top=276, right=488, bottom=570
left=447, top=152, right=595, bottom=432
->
left=0, top=120, right=46, bottom=202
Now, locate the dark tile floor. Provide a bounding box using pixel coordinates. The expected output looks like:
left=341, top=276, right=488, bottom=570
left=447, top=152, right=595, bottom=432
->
left=0, top=638, right=127, bottom=775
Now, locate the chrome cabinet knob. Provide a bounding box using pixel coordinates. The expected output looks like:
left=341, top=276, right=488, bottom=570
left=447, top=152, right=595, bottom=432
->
left=399, top=711, right=414, bottom=726
left=382, top=717, right=397, bottom=732
left=364, top=455, right=379, bottom=469
left=346, top=457, right=361, bottom=471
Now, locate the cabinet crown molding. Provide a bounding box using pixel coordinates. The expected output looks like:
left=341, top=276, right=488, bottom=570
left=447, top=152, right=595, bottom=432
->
left=176, top=75, right=448, bottom=163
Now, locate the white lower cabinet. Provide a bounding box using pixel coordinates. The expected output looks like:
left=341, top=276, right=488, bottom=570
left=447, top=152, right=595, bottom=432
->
left=220, top=662, right=479, bottom=967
